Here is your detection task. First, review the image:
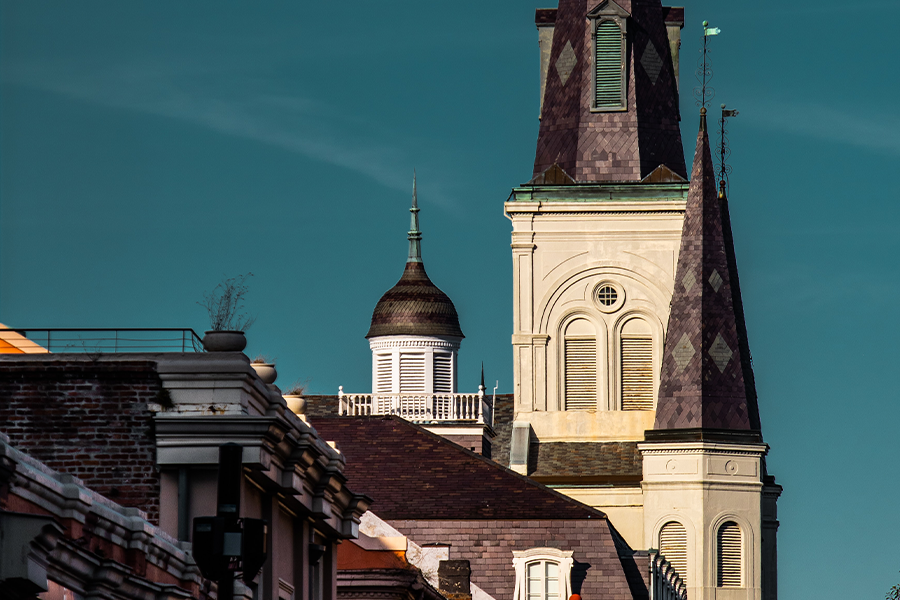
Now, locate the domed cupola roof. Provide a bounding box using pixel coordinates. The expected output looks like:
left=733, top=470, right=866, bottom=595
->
left=366, top=175, right=464, bottom=340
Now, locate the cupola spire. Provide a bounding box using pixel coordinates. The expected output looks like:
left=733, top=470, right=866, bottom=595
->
left=408, top=170, right=422, bottom=263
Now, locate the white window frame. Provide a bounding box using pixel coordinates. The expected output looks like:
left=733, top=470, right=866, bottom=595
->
left=512, top=548, right=574, bottom=600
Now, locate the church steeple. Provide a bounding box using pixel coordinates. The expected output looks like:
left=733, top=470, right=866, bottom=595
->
left=650, top=111, right=761, bottom=439
left=533, top=0, right=686, bottom=182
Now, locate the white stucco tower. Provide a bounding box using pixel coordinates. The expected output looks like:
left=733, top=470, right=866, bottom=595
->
left=366, top=175, right=464, bottom=395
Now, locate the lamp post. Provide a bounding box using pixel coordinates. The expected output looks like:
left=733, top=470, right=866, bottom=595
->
left=192, top=443, right=268, bottom=599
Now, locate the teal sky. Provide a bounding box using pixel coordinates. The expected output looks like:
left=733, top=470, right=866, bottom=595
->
left=2, top=1, right=898, bottom=597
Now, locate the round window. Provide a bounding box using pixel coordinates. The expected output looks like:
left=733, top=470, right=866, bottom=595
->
left=596, top=285, right=618, bottom=306
left=592, top=280, right=625, bottom=313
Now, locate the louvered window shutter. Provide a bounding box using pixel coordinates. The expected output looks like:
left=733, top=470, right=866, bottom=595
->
left=434, top=353, right=452, bottom=393
left=399, top=353, right=425, bottom=392
left=621, top=336, right=653, bottom=410
left=659, top=522, right=688, bottom=585
left=565, top=338, right=597, bottom=411
left=595, top=20, right=624, bottom=108
left=375, top=354, right=392, bottom=393
left=717, top=522, right=742, bottom=587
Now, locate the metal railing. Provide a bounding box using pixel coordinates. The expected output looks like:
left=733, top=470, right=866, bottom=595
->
left=338, top=388, right=493, bottom=426
left=649, top=550, right=688, bottom=600
left=6, top=328, right=205, bottom=353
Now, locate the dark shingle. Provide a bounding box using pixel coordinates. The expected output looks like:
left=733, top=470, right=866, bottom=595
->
left=312, top=416, right=606, bottom=520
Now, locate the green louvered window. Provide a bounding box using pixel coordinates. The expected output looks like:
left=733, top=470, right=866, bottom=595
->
left=595, top=20, right=625, bottom=109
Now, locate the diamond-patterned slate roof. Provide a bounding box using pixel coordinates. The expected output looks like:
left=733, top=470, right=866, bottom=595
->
left=366, top=261, right=464, bottom=339
left=532, top=0, right=686, bottom=183
left=652, top=115, right=761, bottom=434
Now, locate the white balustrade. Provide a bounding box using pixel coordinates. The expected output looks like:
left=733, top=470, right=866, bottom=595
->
left=337, top=387, right=492, bottom=425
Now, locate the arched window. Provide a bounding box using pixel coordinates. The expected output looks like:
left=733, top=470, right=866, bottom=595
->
left=512, top=549, right=574, bottom=600
left=620, top=318, right=654, bottom=410
left=717, top=521, right=742, bottom=587
left=563, top=319, right=597, bottom=411
left=659, top=521, right=688, bottom=585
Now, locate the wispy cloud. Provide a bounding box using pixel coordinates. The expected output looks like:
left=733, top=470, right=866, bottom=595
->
left=742, top=99, right=900, bottom=156
left=2, top=58, right=415, bottom=194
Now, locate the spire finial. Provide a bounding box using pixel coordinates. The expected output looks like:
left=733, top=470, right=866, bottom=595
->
left=695, top=20, right=720, bottom=126
left=480, top=363, right=485, bottom=390
left=407, top=170, right=422, bottom=263
left=716, top=104, right=739, bottom=196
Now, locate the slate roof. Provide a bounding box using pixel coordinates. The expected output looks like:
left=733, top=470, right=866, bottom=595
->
left=529, top=442, right=643, bottom=483
left=651, top=114, right=761, bottom=437
left=533, top=0, right=686, bottom=182
left=366, top=261, right=464, bottom=339
left=311, top=416, right=606, bottom=520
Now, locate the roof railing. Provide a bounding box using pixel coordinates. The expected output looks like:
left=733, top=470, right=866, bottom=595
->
left=5, top=328, right=205, bottom=354
left=337, top=389, right=493, bottom=427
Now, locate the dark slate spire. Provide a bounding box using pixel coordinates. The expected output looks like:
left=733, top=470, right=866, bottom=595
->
left=650, top=109, right=761, bottom=441
left=533, top=0, right=686, bottom=183
left=367, top=177, right=464, bottom=340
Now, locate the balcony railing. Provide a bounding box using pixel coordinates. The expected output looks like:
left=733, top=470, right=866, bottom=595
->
left=5, top=328, right=204, bottom=353
left=648, top=550, right=688, bottom=600
left=338, top=388, right=493, bottom=426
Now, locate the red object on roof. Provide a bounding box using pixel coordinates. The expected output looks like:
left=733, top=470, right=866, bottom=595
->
left=533, top=0, right=686, bottom=183
left=312, top=416, right=605, bottom=520
left=651, top=115, right=761, bottom=437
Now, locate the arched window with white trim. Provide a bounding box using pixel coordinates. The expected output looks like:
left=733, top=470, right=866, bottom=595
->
left=513, top=549, right=574, bottom=600
left=563, top=318, right=597, bottom=411
left=717, top=521, right=742, bottom=587
left=659, top=521, right=688, bottom=585
left=620, top=317, right=654, bottom=410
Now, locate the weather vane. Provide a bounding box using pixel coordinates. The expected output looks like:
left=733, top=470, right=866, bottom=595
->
left=716, top=104, right=739, bottom=196
left=695, top=20, right=721, bottom=115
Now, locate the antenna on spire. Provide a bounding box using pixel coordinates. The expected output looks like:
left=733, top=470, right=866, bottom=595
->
left=695, top=20, right=720, bottom=129
left=407, top=170, right=422, bottom=263
left=716, top=104, right=739, bottom=197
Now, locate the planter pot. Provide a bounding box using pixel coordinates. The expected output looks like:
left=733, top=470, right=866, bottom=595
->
left=202, top=330, right=247, bottom=352
left=284, top=395, right=306, bottom=415
left=251, top=363, right=277, bottom=384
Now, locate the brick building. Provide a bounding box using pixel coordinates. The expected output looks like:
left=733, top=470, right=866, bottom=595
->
left=310, top=416, right=657, bottom=600
left=0, top=351, right=372, bottom=600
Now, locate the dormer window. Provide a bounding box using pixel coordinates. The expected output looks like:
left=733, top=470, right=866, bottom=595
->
left=588, top=0, right=629, bottom=111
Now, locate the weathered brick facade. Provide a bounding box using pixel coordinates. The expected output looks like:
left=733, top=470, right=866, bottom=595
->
left=0, top=356, right=162, bottom=523
left=387, top=519, right=645, bottom=600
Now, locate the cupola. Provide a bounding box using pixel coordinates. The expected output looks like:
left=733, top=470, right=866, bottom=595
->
left=366, top=175, right=463, bottom=394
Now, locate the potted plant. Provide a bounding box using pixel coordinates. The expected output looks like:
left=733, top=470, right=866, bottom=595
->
left=198, top=273, right=256, bottom=352
left=250, top=355, right=277, bottom=384
left=283, top=381, right=308, bottom=415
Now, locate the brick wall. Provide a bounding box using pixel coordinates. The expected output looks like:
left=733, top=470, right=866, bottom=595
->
left=387, top=519, right=646, bottom=600
left=0, top=357, right=163, bottom=523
